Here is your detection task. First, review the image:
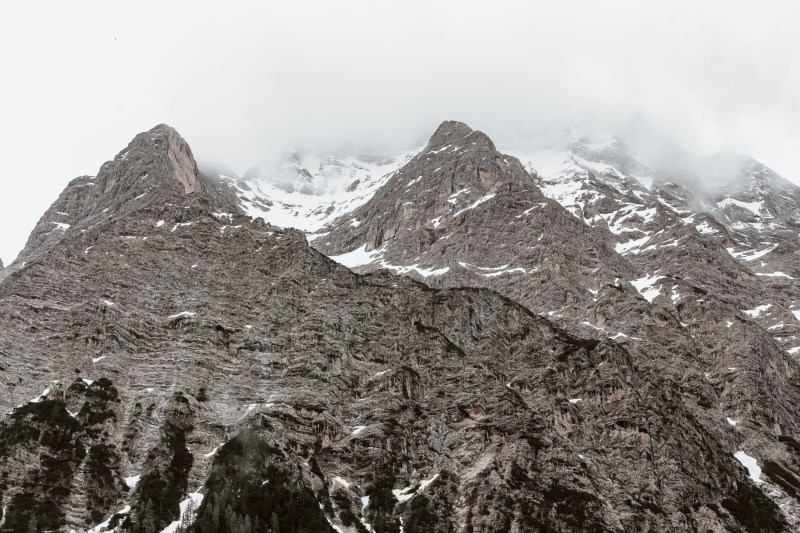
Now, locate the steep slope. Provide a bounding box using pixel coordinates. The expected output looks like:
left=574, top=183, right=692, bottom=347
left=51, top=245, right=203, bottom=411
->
left=0, top=125, right=794, bottom=532
left=317, top=121, right=800, bottom=527
left=514, top=134, right=800, bottom=355
left=3, top=124, right=239, bottom=278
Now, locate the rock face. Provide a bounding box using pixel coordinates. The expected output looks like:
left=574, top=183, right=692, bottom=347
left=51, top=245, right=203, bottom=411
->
left=316, top=121, right=800, bottom=529
left=1, top=122, right=800, bottom=533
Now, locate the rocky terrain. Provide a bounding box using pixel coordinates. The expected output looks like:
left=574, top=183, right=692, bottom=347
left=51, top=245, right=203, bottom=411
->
left=2, top=122, right=800, bottom=532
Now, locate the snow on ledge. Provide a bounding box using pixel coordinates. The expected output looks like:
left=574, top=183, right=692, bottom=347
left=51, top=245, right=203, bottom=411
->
left=755, top=271, right=795, bottom=279
left=328, top=244, right=385, bottom=269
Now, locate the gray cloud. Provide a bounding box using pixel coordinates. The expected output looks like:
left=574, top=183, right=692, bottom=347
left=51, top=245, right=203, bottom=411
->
left=1, top=1, right=798, bottom=262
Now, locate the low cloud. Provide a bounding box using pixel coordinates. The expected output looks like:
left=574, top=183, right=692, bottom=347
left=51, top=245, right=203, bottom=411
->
left=1, top=1, right=798, bottom=261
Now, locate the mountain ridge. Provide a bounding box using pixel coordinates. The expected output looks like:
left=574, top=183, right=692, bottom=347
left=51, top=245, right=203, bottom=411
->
left=2, top=121, right=800, bottom=531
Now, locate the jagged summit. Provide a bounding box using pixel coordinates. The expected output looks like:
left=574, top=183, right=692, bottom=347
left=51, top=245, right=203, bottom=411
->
left=98, top=123, right=201, bottom=197
left=8, top=124, right=239, bottom=271
left=429, top=119, right=495, bottom=151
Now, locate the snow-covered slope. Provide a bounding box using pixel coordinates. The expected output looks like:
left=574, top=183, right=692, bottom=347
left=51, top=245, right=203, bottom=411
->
left=218, top=149, right=420, bottom=233
left=511, top=131, right=800, bottom=355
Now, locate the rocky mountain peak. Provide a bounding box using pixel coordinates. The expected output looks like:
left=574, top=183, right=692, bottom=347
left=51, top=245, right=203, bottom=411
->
left=7, top=125, right=239, bottom=271
left=96, top=123, right=202, bottom=198
left=429, top=120, right=495, bottom=151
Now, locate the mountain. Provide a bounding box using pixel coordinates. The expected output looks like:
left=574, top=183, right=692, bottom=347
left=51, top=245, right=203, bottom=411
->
left=2, top=121, right=800, bottom=532
left=314, top=121, right=800, bottom=529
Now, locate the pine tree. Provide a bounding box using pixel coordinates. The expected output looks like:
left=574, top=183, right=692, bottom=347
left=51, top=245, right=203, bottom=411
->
left=211, top=500, right=221, bottom=531
left=141, top=498, right=157, bottom=533
left=27, top=513, right=37, bottom=533
left=271, top=512, right=280, bottom=533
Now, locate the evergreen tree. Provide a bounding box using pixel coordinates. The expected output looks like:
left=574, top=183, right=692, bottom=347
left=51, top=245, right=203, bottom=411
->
left=271, top=512, right=280, bottom=533
left=141, top=498, right=157, bottom=533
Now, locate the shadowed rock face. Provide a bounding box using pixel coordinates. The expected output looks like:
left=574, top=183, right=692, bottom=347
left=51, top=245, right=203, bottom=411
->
left=0, top=123, right=797, bottom=532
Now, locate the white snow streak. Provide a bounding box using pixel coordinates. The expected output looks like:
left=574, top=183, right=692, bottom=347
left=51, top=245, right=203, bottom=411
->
left=159, top=493, right=204, bottom=533
left=167, top=311, right=197, bottom=320
left=734, top=451, right=761, bottom=483
left=87, top=505, right=131, bottom=533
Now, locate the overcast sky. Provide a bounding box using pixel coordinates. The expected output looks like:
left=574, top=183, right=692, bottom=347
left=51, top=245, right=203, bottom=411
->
left=1, top=1, right=799, bottom=263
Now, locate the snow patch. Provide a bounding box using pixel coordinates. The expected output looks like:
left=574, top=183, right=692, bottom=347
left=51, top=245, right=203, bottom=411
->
left=727, top=244, right=778, bottom=261
left=50, top=221, right=70, bottom=231
left=124, top=474, right=140, bottom=488
left=743, top=304, right=772, bottom=318
left=87, top=505, right=131, bottom=533
left=615, top=235, right=651, bottom=255
left=333, top=476, right=351, bottom=488
left=695, top=221, right=717, bottom=235
left=717, top=198, right=764, bottom=215
left=755, top=272, right=794, bottom=279
left=159, top=493, right=204, bottom=533
left=447, top=188, right=471, bottom=204
left=631, top=274, right=665, bottom=303
left=328, top=244, right=385, bottom=269
left=392, top=473, right=440, bottom=503
left=734, top=451, right=761, bottom=483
